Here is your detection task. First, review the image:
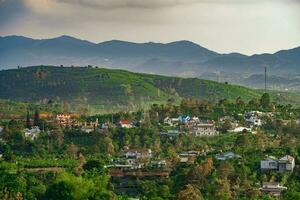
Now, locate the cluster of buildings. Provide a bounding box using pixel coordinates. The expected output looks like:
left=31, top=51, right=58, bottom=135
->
left=107, top=147, right=167, bottom=171
left=164, top=115, right=218, bottom=137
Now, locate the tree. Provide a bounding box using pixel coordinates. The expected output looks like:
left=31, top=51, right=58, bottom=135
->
left=43, top=173, right=93, bottom=200
left=175, top=184, right=203, bottom=200
left=220, top=120, right=232, bottom=133
left=53, top=126, right=64, bottom=146
left=214, top=178, right=232, bottom=200
left=235, top=134, right=250, bottom=152
left=66, top=143, right=79, bottom=158
left=218, top=161, right=235, bottom=179
left=260, top=93, right=271, bottom=110
left=26, top=110, right=31, bottom=129
left=83, top=160, right=104, bottom=173
left=197, top=157, right=214, bottom=177
left=33, top=109, right=41, bottom=128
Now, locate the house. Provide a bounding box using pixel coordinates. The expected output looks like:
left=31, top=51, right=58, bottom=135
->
left=278, top=155, right=295, bottom=172
left=190, top=117, right=200, bottom=124
left=178, top=115, right=190, bottom=124
left=178, top=151, right=199, bottom=163
left=124, top=148, right=152, bottom=160
left=260, top=182, right=287, bottom=197
left=81, top=127, right=94, bottom=133
left=215, top=152, right=241, bottom=161
left=245, top=111, right=263, bottom=126
left=231, top=127, right=252, bottom=133
left=24, top=126, right=41, bottom=140
left=56, top=114, right=72, bottom=126
left=246, top=116, right=262, bottom=126
left=151, top=160, right=167, bottom=168
left=118, top=120, right=133, bottom=128
left=190, top=122, right=218, bottom=137
left=163, top=117, right=179, bottom=126
left=260, top=156, right=278, bottom=171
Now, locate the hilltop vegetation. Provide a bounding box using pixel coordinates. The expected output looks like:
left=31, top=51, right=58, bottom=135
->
left=0, top=66, right=266, bottom=113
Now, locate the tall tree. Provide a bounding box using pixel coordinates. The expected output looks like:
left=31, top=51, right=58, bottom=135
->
left=260, top=93, right=271, bottom=110
left=26, top=110, right=31, bottom=129
left=33, top=109, right=40, bottom=127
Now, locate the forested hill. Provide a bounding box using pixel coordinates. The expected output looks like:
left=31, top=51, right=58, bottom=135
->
left=0, top=66, right=293, bottom=112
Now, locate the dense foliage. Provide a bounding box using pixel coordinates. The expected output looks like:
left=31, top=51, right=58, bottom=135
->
left=0, top=94, right=299, bottom=200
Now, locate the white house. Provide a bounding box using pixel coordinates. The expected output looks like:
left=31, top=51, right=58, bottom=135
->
left=245, top=111, right=263, bottom=126
left=178, top=151, right=199, bottom=163
left=246, top=116, right=262, bottom=126
left=190, top=122, right=218, bottom=137
left=260, top=156, right=278, bottom=171
left=24, top=126, right=41, bottom=140
left=164, top=117, right=179, bottom=126
left=231, top=127, right=252, bottom=133
left=278, top=155, right=295, bottom=172
left=124, top=148, right=152, bottom=160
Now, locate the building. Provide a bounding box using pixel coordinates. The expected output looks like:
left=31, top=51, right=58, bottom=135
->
left=151, top=160, right=167, bottom=168
left=118, top=120, right=133, bottom=128
left=231, top=127, right=252, bottom=133
left=24, top=126, right=41, bottom=140
left=190, top=122, right=218, bottom=137
left=260, top=156, right=278, bottom=171
left=163, top=117, right=179, bottom=126
left=278, top=155, right=295, bottom=172
left=178, top=151, right=199, bottom=163
left=260, top=182, right=287, bottom=197
left=245, top=111, right=263, bottom=126
left=56, top=114, right=72, bottom=126
left=215, top=152, right=241, bottom=161
left=178, top=115, right=190, bottom=124
left=124, top=148, right=152, bottom=160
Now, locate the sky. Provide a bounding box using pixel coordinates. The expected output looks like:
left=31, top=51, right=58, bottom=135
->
left=0, top=0, right=300, bottom=55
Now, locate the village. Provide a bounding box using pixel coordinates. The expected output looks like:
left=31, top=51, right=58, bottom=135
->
left=1, top=102, right=298, bottom=199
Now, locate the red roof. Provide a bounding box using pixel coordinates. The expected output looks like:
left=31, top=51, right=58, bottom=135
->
left=120, top=120, right=130, bottom=125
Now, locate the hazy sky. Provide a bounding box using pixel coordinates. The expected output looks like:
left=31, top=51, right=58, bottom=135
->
left=0, top=0, right=300, bottom=55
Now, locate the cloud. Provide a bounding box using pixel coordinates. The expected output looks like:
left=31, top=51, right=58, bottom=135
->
left=55, top=0, right=199, bottom=9
left=0, top=0, right=299, bottom=55
left=0, top=0, right=26, bottom=27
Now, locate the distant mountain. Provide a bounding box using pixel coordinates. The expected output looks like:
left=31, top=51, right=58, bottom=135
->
left=0, top=35, right=300, bottom=78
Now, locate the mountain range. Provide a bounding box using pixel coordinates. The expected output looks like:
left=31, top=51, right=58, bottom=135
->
left=1, top=35, right=300, bottom=91
left=1, top=35, right=299, bottom=76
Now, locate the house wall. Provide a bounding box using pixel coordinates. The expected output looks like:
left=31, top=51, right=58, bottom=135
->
left=261, top=160, right=278, bottom=170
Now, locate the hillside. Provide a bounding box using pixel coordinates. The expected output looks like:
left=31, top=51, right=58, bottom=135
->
left=0, top=66, right=268, bottom=113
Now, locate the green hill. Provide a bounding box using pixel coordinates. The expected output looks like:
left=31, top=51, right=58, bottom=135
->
left=0, top=66, right=294, bottom=113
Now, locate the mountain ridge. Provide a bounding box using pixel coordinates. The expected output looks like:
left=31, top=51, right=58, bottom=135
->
left=0, top=35, right=299, bottom=79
